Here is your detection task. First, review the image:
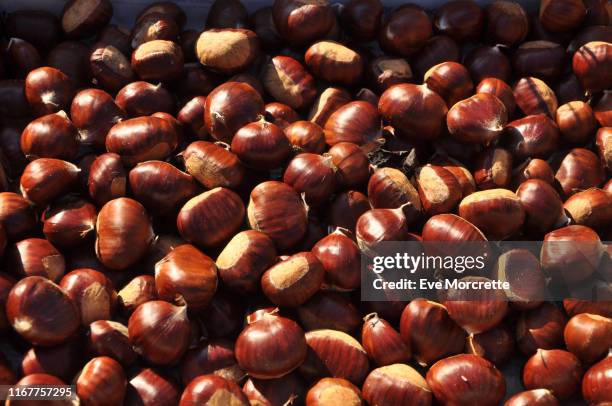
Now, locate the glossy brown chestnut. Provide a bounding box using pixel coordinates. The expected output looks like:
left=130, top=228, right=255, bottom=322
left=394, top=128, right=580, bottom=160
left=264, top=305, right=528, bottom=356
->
left=76, top=356, right=127, bottom=406
left=59, top=268, right=117, bottom=325
left=476, top=77, right=516, bottom=116
left=284, top=121, right=325, bottom=154
left=573, top=41, right=612, bottom=93
left=6, top=276, right=79, bottom=346
left=323, top=101, right=381, bottom=147
left=117, top=275, right=157, bottom=315
left=236, top=312, right=306, bottom=379
left=356, top=207, right=411, bottom=252
left=296, top=291, right=360, bottom=334
left=306, top=377, right=362, bottom=405
left=20, top=158, right=79, bottom=206
left=516, top=179, right=565, bottom=235
left=458, top=189, right=525, bottom=240
left=154, top=244, right=217, bottom=310
left=87, top=153, right=126, bottom=206
left=95, top=197, right=154, bottom=270
left=338, top=0, right=383, bottom=41
left=427, top=354, right=506, bottom=406
left=564, top=313, right=611, bottom=364
left=21, top=340, right=83, bottom=382
left=247, top=181, right=308, bottom=250
left=89, top=43, right=135, bottom=92
left=412, top=35, right=461, bottom=80
left=485, top=0, right=529, bottom=46
left=262, top=56, right=317, bottom=111
left=513, top=77, right=558, bottom=117
left=311, top=231, right=361, bottom=292
left=305, top=41, right=364, bottom=86
left=513, top=41, right=566, bottom=82
left=130, top=12, right=178, bottom=49
left=362, top=364, right=431, bottom=406
left=106, top=116, right=178, bottom=166
left=24, top=67, right=75, bottom=117
left=61, top=0, right=113, bottom=38
left=272, top=0, right=334, bottom=47
left=182, top=141, right=244, bottom=190
left=416, top=164, right=462, bottom=215
left=367, top=167, right=421, bottom=215
left=361, top=313, right=411, bottom=366
left=379, top=84, right=447, bottom=141
left=539, top=0, right=586, bottom=32
left=329, top=142, right=370, bottom=189
left=21, top=112, right=78, bottom=162
left=0, top=192, right=37, bottom=241
left=131, top=40, right=184, bottom=82
left=434, top=0, right=484, bottom=42
left=264, top=102, right=299, bottom=130
left=523, top=349, right=583, bottom=400
left=179, top=374, right=249, bottom=406
left=283, top=153, right=336, bottom=205
left=177, top=96, right=207, bottom=138
left=504, top=389, right=559, bottom=406
left=422, top=213, right=487, bottom=242
left=596, top=127, right=612, bottom=170
left=447, top=93, right=507, bottom=145
left=465, top=45, right=511, bottom=83
left=180, top=338, right=243, bottom=385
left=177, top=65, right=219, bottom=102
left=424, top=61, right=474, bottom=108
left=515, top=302, right=568, bottom=355
left=6, top=38, right=42, bottom=79
left=554, top=101, right=597, bottom=145
left=125, top=368, right=180, bottom=406
left=582, top=354, right=612, bottom=405
left=327, top=191, right=371, bottom=233
left=400, top=299, right=466, bottom=366
left=8, top=238, right=65, bottom=282
left=115, top=82, right=174, bottom=118
left=177, top=188, right=245, bottom=248
left=70, top=88, right=125, bottom=149
left=88, top=320, right=136, bottom=366
left=128, top=300, right=190, bottom=365
left=503, top=114, right=560, bottom=160
left=196, top=29, right=259, bottom=75
left=555, top=148, right=605, bottom=197
left=379, top=4, right=432, bottom=56
left=512, top=158, right=555, bottom=187
left=465, top=323, right=515, bottom=366
left=564, top=188, right=612, bottom=230
left=204, top=82, right=265, bottom=143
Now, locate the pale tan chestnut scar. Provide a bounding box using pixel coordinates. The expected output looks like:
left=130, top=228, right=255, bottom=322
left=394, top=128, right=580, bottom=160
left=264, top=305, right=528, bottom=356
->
left=375, top=363, right=431, bottom=391
left=62, top=0, right=103, bottom=32
left=418, top=166, right=450, bottom=204
left=267, top=256, right=310, bottom=288
left=217, top=232, right=250, bottom=269
left=197, top=31, right=253, bottom=69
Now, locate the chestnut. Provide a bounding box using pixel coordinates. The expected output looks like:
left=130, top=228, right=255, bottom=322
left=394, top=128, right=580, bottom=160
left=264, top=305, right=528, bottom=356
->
left=283, top=153, right=336, bottom=205
left=367, top=167, right=421, bottom=214
left=70, top=88, right=125, bottom=149
left=329, top=142, right=370, bottom=189
left=539, top=0, right=586, bottom=33
left=361, top=313, right=411, bottom=366
left=264, top=102, right=300, bottom=130
left=126, top=368, right=181, bottom=406
left=327, top=191, right=371, bottom=233
left=115, top=82, right=174, bottom=117
left=128, top=300, right=190, bottom=365
left=177, top=188, right=245, bottom=248
left=465, top=45, right=512, bottom=83
left=196, top=29, right=259, bottom=75
left=230, top=72, right=264, bottom=96
left=582, top=354, right=612, bottom=405
left=0, top=192, right=37, bottom=241
left=205, top=0, right=248, bottom=29
left=516, top=302, right=568, bottom=355
left=177, top=96, right=207, bottom=138
left=297, top=291, right=360, bottom=333
left=129, top=160, right=198, bottom=215
left=20, top=158, right=80, bottom=206
left=305, top=41, right=364, bottom=86
left=324, top=101, right=381, bottom=147
left=306, top=377, right=362, bottom=405
left=523, top=349, right=583, bottom=400
left=594, top=91, right=612, bottom=127
left=236, top=312, right=307, bottom=379
left=555, top=148, right=605, bottom=197
left=25, top=67, right=75, bottom=117
left=42, top=198, right=95, bottom=248
left=90, top=43, right=135, bottom=92
left=89, top=320, right=136, bottom=366
left=6, top=38, right=42, bottom=79
left=77, top=356, right=127, bottom=406
left=9, top=374, right=70, bottom=404
left=564, top=188, right=612, bottom=230
left=272, top=0, right=334, bottom=47
left=379, top=4, right=432, bottom=56
left=356, top=207, right=411, bottom=252
left=300, top=329, right=370, bottom=385
left=504, top=389, right=559, bottom=406
left=517, top=179, right=565, bottom=235
left=61, top=0, right=112, bottom=38
left=21, top=340, right=83, bottom=382
left=261, top=252, right=324, bottom=307
left=513, top=41, right=566, bottom=82
left=424, top=61, right=474, bottom=108
left=476, top=77, right=516, bottom=116
left=412, top=35, right=461, bottom=80
left=416, top=164, right=462, bottom=215
left=47, top=40, right=91, bottom=86
left=434, top=0, right=484, bottom=42
left=136, top=2, right=186, bottom=28
left=485, top=0, right=529, bottom=46
left=573, top=41, right=612, bottom=94
left=308, top=87, right=351, bottom=128
left=21, top=111, right=78, bottom=161
left=248, top=181, right=308, bottom=250
left=596, top=127, right=612, bottom=170
left=564, top=313, right=611, bottom=365
left=262, top=56, right=317, bottom=111
left=554, top=101, right=597, bottom=146
left=503, top=114, right=560, bottom=160
left=250, top=6, right=282, bottom=51
left=311, top=230, right=361, bottom=292
left=458, top=189, right=525, bottom=240
left=130, top=13, right=179, bottom=49
left=5, top=10, right=62, bottom=50
left=182, top=141, right=244, bottom=190
left=201, top=292, right=245, bottom=339
left=180, top=374, right=249, bottom=406
left=447, top=93, right=508, bottom=145
left=285, top=121, right=326, bottom=154
left=512, top=158, right=555, bottom=188
left=95, top=197, right=154, bottom=270
left=177, top=65, right=220, bottom=102
left=465, top=323, right=515, bottom=366
left=155, top=244, right=218, bottom=310
left=98, top=25, right=131, bottom=56
left=400, top=299, right=466, bottom=366
left=362, top=364, right=431, bottom=405
left=367, top=57, right=413, bottom=93
left=338, top=0, right=382, bottom=41
left=513, top=76, right=558, bottom=117
left=378, top=84, right=447, bottom=141
left=427, top=354, right=506, bottom=406
left=131, top=40, right=183, bottom=82
left=422, top=213, right=487, bottom=243
left=204, top=82, right=265, bottom=143
left=473, top=147, right=513, bottom=190
left=106, top=116, right=178, bottom=166
left=6, top=276, right=80, bottom=346
left=180, top=338, right=243, bottom=385
left=8, top=238, right=65, bottom=282
left=117, top=275, right=157, bottom=315
left=88, top=153, right=127, bottom=206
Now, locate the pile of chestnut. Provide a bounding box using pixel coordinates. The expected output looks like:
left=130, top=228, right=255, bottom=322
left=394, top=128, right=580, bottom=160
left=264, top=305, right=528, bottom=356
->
left=0, top=0, right=610, bottom=404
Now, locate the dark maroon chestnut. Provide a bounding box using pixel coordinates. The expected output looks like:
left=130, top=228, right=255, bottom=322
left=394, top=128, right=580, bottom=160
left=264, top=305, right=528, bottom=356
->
left=201, top=292, right=244, bottom=339
left=88, top=153, right=126, bottom=206
left=115, top=82, right=174, bottom=117
left=8, top=238, right=65, bottom=282
left=25, top=67, right=75, bottom=117
left=46, top=41, right=90, bottom=87
left=434, top=0, right=484, bottom=42
left=128, top=300, right=190, bottom=365
left=0, top=192, right=37, bottom=241
left=312, top=230, right=361, bottom=292
left=297, top=291, right=360, bottom=333
left=447, top=93, right=507, bottom=145
left=182, top=141, right=244, bottom=189
left=356, top=207, right=411, bottom=252
left=59, top=268, right=117, bottom=325
left=512, top=159, right=555, bottom=188
left=61, top=0, right=112, bottom=38
left=231, top=119, right=291, bottom=170
left=582, top=354, right=612, bottom=405
left=205, top=0, right=248, bottom=29
left=555, top=148, right=605, bottom=197
left=516, top=302, right=568, bottom=355
left=361, top=313, right=411, bottom=366
left=0, top=121, right=29, bottom=175
left=136, top=2, right=186, bottom=28
left=485, top=0, right=529, bottom=46
left=106, top=116, right=178, bottom=166
left=117, top=275, right=157, bottom=315
left=90, top=43, right=135, bottom=92
left=324, top=101, right=381, bottom=146
left=6, top=276, right=80, bottom=346
left=98, top=25, right=131, bottom=55
left=264, top=102, right=300, bottom=130
left=236, top=312, right=307, bottom=379
left=20, top=158, right=79, bottom=206
left=196, top=29, right=260, bottom=75
left=77, top=356, right=127, bottom=406
left=423, top=61, right=474, bottom=108
left=513, top=76, right=558, bottom=117
left=6, top=38, right=42, bottom=79
left=338, top=0, right=382, bottom=41
left=5, top=10, right=61, bottom=50
left=95, top=197, right=154, bottom=270
left=262, top=56, right=317, bottom=111
left=250, top=6, right=282, bottom=51
left=504, top=389, right=560, bottom=406
left=21, top=340, right=83, bottom=381
left=328, top=191, right=371, bottom=233
left=412, top=35, right=461, bottom=80
left=229, top=73, right=264, bottom=96
left=0, top=273, right=14, bottom=332
left=427, top=354, right=506, bottom=406
left=43, top=198, right=96, bottom=248
left=367, top=56, right=413, bottom=93
left=70, top=88, right=125, bottom=149
left=378, top=83, right=447, bottom=142
left=503, top=114, right=560, bottom=160
left=564, top=313, right=612, bottom=364
left=130, top=12, right=178, bottom=49
left=573, top=42, right=612, bottom=93
left=283, top=153, right=336, bottom=205
left=154, top=244, right=217, bottom=310
left=513, top=41, right=566, bottom=82
left=379, top=4, right=432, bottom=56
left=180, top=375, right=248, bottom=406
left=177, top=96, right=207, bottom=138
left=523, top=349, right=583, bottom=400
left=89, top=320, right=136, bottom=366
left=416, top=164, right=462, bottom=215
left=180, top=339, right=242, bottom=385
left=131, top=40, right=183, bottom=82
left=516, top=179, right=565, bottom=235
left=476, top=77, right=516, bottom=116
left=177, top=65, right=219, bottom=102
left=204, top=82, right=265, bottom=143
left=20, top=111, right=78, bottom=161
left=285, top=121, right=325, bottom=154
left=539, top=0, right=586, bottom=32
left=367, top=167, right=421, bottom=213
left=272, top=0, right=334, bottom=47
left=458, top=189, right=525, bottom=240
left=305, top=41, right=364, bottom=86
left=464, top=45, right=512, bottom=83
left=564, top=188, right=612, bottom=230
left=465, top=323, right=515, bottom=366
